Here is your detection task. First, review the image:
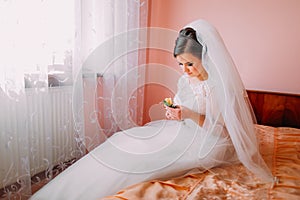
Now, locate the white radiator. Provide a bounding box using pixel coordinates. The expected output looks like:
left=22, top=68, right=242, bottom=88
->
left=0, top=86, right=77, bottom=186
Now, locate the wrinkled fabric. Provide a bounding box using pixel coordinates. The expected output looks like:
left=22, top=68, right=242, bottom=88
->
left=102, top=125, right=300, bottom=200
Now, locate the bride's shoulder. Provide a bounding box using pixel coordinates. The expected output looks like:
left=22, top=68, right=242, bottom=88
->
left=177, top=75, right=189, bottom=86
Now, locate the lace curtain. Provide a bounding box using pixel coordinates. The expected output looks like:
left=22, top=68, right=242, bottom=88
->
left=74, top=0, right=148, bottom=151
left=0, top=0, right=148, bottom=199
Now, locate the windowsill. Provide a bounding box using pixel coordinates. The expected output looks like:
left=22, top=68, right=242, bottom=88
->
left=24, top=72, right=73, bottom=88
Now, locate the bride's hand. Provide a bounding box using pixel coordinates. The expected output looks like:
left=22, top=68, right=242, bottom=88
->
left=164, top=105, right=182, bottom=120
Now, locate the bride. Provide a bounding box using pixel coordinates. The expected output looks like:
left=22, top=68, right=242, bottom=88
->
left=31, top=19, right=273, bottom=199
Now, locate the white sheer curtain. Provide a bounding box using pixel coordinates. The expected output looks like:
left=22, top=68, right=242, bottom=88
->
left=0, top=0, right=147, bottom=199
left=0, top=1, right=77, bottom=199
left=74, top=0, right=148, bottom=151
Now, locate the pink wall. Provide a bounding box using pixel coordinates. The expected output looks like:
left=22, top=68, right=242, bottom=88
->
left=147, top=0, right=300, bottom=94
left=143, top=0, right=300, bottom=124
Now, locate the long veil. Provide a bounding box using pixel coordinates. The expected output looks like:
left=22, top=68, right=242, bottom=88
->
left=186, top=20, right=274, bottom=182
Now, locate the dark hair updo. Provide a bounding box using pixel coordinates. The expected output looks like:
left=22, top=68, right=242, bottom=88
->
left=173, top=27, right=203, bottom=59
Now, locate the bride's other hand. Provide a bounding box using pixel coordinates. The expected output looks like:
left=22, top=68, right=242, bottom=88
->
left=164, top=105, right=182, bottom=120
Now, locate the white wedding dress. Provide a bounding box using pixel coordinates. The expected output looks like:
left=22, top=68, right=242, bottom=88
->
left=31, top=75, right=237, bottom=200
left=32, top=19, right=274, bottom=199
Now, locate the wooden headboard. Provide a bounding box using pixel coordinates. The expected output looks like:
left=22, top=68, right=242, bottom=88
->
left=247, top=90, right=300, bottom=129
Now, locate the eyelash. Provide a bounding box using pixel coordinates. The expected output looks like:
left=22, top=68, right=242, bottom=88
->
left=179, top=63, right=193, bottom=67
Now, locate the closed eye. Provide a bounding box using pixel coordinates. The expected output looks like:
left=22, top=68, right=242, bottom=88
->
left=178, top=62, right=193, bottom=66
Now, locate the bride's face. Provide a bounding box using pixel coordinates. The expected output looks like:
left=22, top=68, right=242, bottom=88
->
left=176, top=53, right=208, bottom=80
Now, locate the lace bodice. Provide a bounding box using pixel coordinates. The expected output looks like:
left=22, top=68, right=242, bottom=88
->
left=174, top=76, right=211, bottom=115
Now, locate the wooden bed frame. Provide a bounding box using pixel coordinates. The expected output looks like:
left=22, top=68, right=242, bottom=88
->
left=247, top=90, right=300, bottom=128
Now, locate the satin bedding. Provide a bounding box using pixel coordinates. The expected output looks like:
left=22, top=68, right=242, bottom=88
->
left=102, top=125, right=300, bottom=200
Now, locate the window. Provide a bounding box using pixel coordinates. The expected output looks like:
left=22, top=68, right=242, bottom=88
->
left=0, top=0, right=75, bottom=88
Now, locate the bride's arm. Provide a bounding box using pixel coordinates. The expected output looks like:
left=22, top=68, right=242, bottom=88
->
left=181, top=106, right=205, bottom=126
left=167, top=76, right=206, bottom=126
left=165, top=105, right=205, bottom=126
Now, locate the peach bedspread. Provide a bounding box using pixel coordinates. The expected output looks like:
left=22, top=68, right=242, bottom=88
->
left=102, top=125, right=300, bottom=200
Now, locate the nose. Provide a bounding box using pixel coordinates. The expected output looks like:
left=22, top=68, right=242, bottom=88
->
left=183, top=65, right=189, bottom=73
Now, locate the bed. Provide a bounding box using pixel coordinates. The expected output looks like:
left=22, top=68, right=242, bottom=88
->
left=31, top=90, right=300, bottom=199
left=101, top=125, right=300, bottom=199
left=100, top=90, right=300, bottom=199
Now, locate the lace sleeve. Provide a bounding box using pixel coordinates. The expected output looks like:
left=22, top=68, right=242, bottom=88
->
left=173, top=76, right=194, bottom=108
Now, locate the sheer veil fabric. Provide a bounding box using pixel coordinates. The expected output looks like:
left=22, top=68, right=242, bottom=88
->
left=186, top=19, right=273, bottom=182
left=30, top=20, right=274, bottom=199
